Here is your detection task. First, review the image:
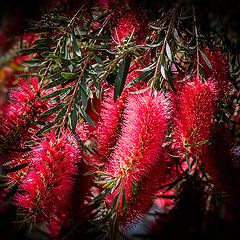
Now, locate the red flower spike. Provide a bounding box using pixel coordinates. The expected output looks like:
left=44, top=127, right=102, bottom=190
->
left=173, top=76, right=217, bottom=160
left=204, top=123, right=240, bottom=198
left=105, top=90, right=170, bottom=229
left=200, top=47, right=233, bottom=100
left=112, top=11, right=148, bottom=46
left=96, top=88, right=128, bottom=164
left=0, top=77, right=50, bottom=164
left=14, top=131, right=79, bottom=227
left=96, top=69, right=148, bottom=165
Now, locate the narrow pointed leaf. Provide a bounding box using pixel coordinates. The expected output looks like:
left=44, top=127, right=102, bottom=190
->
left=166, top=42, right=172, bottom=61
left=41, top=87, right=72, bottom=100
left=125, top=70, right=154, bottom=89
left=160, top=65, right=166, bottom=79
left=38, top=104, right=64, bottom=120
left=77, top=105, right=96, bottom=128
left=71, top=29, right=81, bottom=57
left=114, top=55, right=131, bottom=102
left=200, top=49, right=213, bottom=70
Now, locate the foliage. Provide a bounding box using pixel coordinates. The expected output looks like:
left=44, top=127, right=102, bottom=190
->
left=0, top=0, right=239, bottom=239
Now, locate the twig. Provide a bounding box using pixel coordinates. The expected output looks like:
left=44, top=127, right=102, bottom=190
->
left=57, top=57, right=89, bottom=139
left=193, top=6, right=200, bottom=78
left=150, top=7, right=178, bottom=90
left=57, top=12, right=113, bottom=138
left=39, top=8, right=83, bottom=86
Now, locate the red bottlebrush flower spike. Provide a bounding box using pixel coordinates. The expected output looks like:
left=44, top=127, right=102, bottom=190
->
left=14, top=131, right=79, bottom=226
left=96, top=88, right=128, bottom=164
left=112, top=11, right=148, bottom=46
left=203, top=123, right=240, bottom=196
left=0, top=77, right=50, bottom=164
left=173, top=76, right=217, bottom=160
left=96, top=69, right=147, bottom=165
left=104, top=90, right=170, bottom=229
left=200, top=47, right=233, bottom=100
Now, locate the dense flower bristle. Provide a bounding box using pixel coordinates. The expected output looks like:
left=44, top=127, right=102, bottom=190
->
left=96, top=69, right=148, bottom=165
left=96, top=88, right=128, bottom=164
left=112, top=10, right=148, bottom=45
left=200, top=47, right=233, bottom=100
left=204, top=123, right=240, bottom=196
left=0, top=77, right=50, bottom=163
left=105, top=90, right=170, bottom=228
left=173, top=76, right=217, bottom=159
left=15, top=131, right=79, bottom=226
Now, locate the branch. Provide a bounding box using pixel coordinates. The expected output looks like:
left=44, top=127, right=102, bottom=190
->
left=39, top=8, right=83, bottom=86
left=193, top=6, right=200, bottom=78
left=57, top=57, right=89, bottom=138
left=150, top=7, right=178, bottom=91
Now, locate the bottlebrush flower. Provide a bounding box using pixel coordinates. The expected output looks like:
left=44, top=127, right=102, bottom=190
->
left=96, top=88, right=128, bottom=164
left=173, top=76, right=217, bottom=161
left=96, top=69, right=148, bottom=165
left=203, top=123, right=240, bottom=196
left=112, top=10, right=148, bottom=46
left=199, top=47, right=233, bottom=100
left=0, top=77, right=50, bottom=164
left=104, top=90, right=170, bottom=229
left=14, top=130, right=79, bottom=227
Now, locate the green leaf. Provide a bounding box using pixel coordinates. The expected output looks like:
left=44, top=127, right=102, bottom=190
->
left=135, top=60, right=156, bottom=72
left=121, top=185, right=127, bottom=216
left=43, top=78, right=66, bottom=89
left=97, top=171, right=114, bottom=177
left=41, top=87, right=72, bottom=100
left=109, top=212, right=117, bottom=238
left=172, top=27, right=181, bottom=42
left=71, top=28, right=81, bottom=57
left=129, top=87, right=149, bottom=94
left=32, top=38, right=52, bottom=45
left=83, top=170, right=95, bottom=176
left=166, top=42, right=172, bottom=61
left=195, top=140, right=210, bottom=146
left=21, top=46, right=49, bottom=56
left=38, top=104, right=64, bottom=121
left=160, top=65, right=166, bottom=79
left=79, top=85, right=88, bottom=110
left=5, top=163, right=29, bottom=174
left=166, top=69, right=176, bottom=94
left=93, top=188, right=111, bottom=202
left=71, top=103, right=79, bottom=133
left=111, top=192, right=121, bottom=210
left=27, top=26, right=56, bottom=33
left=125, top=70, right=154, bottom=89
left=61, top=72, right=78, bottom=80
left=200, top=50, right=213, bottom=70
left=114, top=55, right=131, bottom=102
left=85, top=35, right=111, bottom=41
left=94, top=54, right=104, bottom=65
left=55, top=105, right=68, bottom=122
left=35, top=122, right=56, bottom=135
left=88, top=43, right=94, bottom=57
left=48, top=72, right=63, bottom=81
left=185, top=155, right=191, bottom=171
left=131, top=180, right=137, bottom=195
left=77, top=105, right=96, bottom=128
left=23, top=59, right=47, bottom=66
left=94, top=180, right=112, bottom=185
left=73, top=131, right=87, bottom=153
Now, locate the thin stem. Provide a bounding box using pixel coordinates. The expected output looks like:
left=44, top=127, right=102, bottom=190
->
left=193, top=6, right=200, bottom=78
left=150, top=7, right=178, bottom=91
left=57, top=57, right=89, bottom=139
left=39, top=8, right=83, bottom=86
